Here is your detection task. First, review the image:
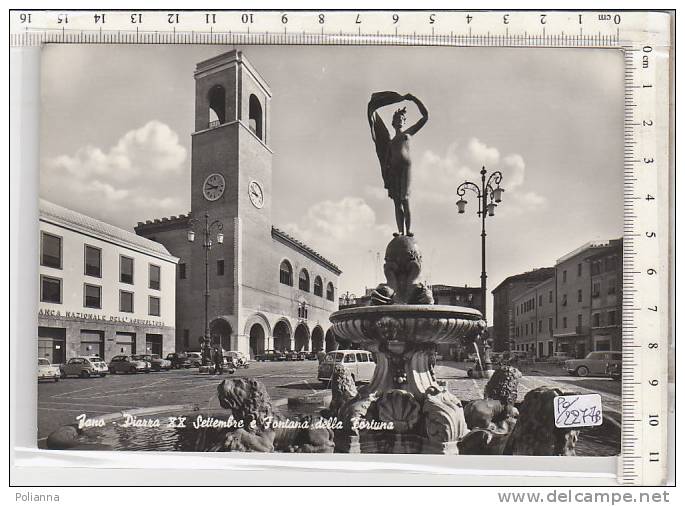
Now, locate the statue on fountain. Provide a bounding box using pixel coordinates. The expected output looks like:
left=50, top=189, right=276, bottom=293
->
left=368, top=91, right=428, bottom=238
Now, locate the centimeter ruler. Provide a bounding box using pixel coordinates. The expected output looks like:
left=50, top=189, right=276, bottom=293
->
left=10, top=10, right=672, bottom=485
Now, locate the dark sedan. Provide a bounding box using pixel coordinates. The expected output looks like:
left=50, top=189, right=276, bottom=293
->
left=254, top=350, right=286, bottom=362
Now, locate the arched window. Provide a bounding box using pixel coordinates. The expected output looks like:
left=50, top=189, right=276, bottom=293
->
left=208, top=85, right=226, bottom=128
left=326, top=282, right=335, bottom=301
left=299, top=269, right=310, bottom=292
left=279, top=260, right=293, bottom=286
left=313, top=276, right=323, bottom=297
left=248, top=94, right=263, bottom=140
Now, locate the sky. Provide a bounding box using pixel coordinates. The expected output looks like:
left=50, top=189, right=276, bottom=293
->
left=40, top=45, right=624, bottom=321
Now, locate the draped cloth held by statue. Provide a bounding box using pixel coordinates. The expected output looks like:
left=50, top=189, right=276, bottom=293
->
left=367, top=91, right=410, bottom=200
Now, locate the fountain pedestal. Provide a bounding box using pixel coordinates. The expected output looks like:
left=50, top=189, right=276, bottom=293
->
left=329, top=236, right=486, bottom=454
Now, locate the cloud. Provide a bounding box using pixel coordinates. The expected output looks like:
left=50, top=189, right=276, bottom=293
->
left=280, top=197, right=394, bottom=289
left=40, top=121, right=189, bottom=229
left=512, top=190, right=548, bottom=210
left=413, top=137, right=545, bottom=212
left=364, top=185, right=388, bottom=201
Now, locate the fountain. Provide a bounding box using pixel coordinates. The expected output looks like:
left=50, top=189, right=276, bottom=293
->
left=328, top=235, right=485, bottom=454
left=43, top=90, right=621, bottom=457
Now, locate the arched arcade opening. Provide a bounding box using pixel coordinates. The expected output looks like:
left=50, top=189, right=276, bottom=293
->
left=294, top=323, right=310, bottom=351
left=325, top=328, right=338, bottom=352
left=273, top=320, right=291, bottom=352
left=210, top=318, right=232, bottom=351
left=249, top=324, right=265, bottom=358
left=311, top=326, right=324, bottom=352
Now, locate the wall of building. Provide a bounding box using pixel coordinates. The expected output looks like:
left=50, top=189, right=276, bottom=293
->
left=38, top=219, right=176, bottom=363
left=505, top=241, right=623, bottom=359
left=554, top=247, right=600, bottom=357
left=589, top=244, right=623, bottom=352
left=511, top=277, right=555, bottom=358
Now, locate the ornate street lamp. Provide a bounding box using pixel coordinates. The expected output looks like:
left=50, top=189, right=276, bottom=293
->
left=456, top=167, right=504, bottom=377
left=340, top=291, right=357, bottom=307
left=455, top=166, right=504, bottom=321
left=187, top=212, right=224, bottom=364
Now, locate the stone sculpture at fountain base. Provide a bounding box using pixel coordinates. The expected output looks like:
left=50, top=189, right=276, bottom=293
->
left=330, top=235, right=485, bottom=454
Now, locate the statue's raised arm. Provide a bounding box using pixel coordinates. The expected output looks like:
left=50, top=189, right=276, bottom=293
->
left=402, top=94, right=428, bottom=136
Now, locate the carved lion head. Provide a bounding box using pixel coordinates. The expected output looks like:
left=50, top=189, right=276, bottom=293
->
left=217, top=378, right=274, bottom=432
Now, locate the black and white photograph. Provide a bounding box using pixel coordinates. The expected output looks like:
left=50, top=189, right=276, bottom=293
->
left=33, top=43, right=627, bottom=457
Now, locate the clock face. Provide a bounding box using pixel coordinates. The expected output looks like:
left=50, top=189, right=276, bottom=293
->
left=248, top=180, right=264, bottom=209
left=202, top=173, right=225, bottom=201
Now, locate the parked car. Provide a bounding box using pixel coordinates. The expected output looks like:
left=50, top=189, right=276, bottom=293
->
left=501, top=350, right=527, bottom=364
left=318, top=350, right=376, bottom=384
left=283, top=350, right=303, bottom=361
left=38, top=358, right=61, bottom=382
left=255, top=350, right=286, bottom=362
left=166, top=352, right=192, bottom=369
left=565, top=351, right=622, bottom=377
left=548, top=352, right=572, bottom=365
left=606, top=362, right=622, bottom=381
left=108, top=355, right=151, bottom=374
left=305, top=351, right=319, bottom=361
left=132, top=354, right=172, bottom=371
left=185, top=352, right=204, bottom=367
left=61, top=356, right=109, bottom=378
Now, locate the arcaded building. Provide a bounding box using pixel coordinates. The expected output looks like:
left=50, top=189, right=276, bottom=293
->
left=135, top=50, right=341, bottom=358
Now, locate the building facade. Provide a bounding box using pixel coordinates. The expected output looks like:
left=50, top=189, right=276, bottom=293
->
left=587, top=239, right=623, bottom=352
left=431, top=284, right=482, bottom=311
left=506, top=239, right=623, bottom=358
left=135, top=50, right=341, bottom=358
left=511, top=277, right=555, bottom=358
left=38, top=200, right=178, bottom=364
left=491, top=268, right=555, bottom=351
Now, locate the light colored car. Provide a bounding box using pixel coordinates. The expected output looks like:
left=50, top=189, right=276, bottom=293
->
left=224, top=350, right=249, bottom=367
left=132, top=354, right=172, bottom=371
left=565, top=351, right=622, bottom=377
left=318, top=350, right=376, bottom=384
left=185, top=351, right=204, bottom=367
left=61, top=356, right=109, bottom=378
left=108, top=355, right=151, bottom=374
left=38, top=358, right=60, bottom=382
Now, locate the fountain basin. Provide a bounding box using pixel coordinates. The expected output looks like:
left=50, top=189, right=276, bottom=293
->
left=330, top=304, right=485, bottom=346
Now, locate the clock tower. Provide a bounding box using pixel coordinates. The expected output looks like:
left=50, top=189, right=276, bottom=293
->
left=189, top=50, right=273, bottom=348
left=136, top=50, right=340, bottom=357
left=191, top=50, right=272, bottom=224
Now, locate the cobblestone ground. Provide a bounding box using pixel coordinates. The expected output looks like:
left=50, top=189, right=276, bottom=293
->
left=37, top=360, right=622, bottom=444
left=438, top=362, right=622, bottom=417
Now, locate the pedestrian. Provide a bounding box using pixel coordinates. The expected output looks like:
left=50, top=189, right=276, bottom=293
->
left=213, top=344, right=223, bottom=375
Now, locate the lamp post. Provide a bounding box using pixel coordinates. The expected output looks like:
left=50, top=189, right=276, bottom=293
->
left=340, top=291, right=357, bottom=308
left=456, top=166, right=504, bottom=320
left=187, top=212, right=224, bottom=364
left=456, top=167, right=504, bottom=376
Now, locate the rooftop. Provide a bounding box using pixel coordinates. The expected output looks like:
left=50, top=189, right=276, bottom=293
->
left=431, top=284, right=481, bottom=292
left=491, top=267, right=555, bottom=294
left=556, top=240, right=620, bottom=265
left=272, top=226, right=342, bottom=275
left=39, top=199, right=177, bottom=262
